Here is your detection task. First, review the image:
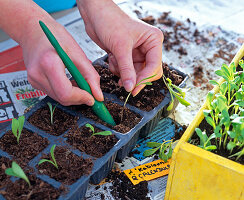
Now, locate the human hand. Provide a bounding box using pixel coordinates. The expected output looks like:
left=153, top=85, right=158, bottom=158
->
left=78, top=0, right=163, bottom=96
left=22, top=20, right=103, bottom=106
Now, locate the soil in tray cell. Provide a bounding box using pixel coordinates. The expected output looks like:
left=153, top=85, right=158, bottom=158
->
left=28, top=105, right=79, bottom=136
left=0, top=157, right=11, bottom=189
left=0, top=157, right=62, bottom=200
left=70, top=100, right=142, bottom=133
left=2, top=174, right=61, bottom=200
left=0, top=129, right=49, bottom=166
left=37, top=146, right=93, bottom=185
left=106, top=170, right=150, bottom=200
left=65, top=125, right=118, bottom=158
left=94, top=62, right=183, bottom=111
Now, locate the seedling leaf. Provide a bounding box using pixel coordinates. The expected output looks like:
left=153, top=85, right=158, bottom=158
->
left=143, top=147, right=160, bottom=157
left=146, top=142, right=161, bottom=148
left=5, top=161, right=30, bottom=186
left=93, top=131, right=112, bottom=136
left=166, top=100, right=174, bottom=111
left=85, top=123, right=95, bottom=133
left=18, top=116, right=25, bottom=135
left=12, top=118, right=18, bottom=137
left=38, top=144, right=58, bottom=169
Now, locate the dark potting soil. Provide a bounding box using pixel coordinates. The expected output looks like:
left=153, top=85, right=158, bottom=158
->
left=0, top=157, right=62, bottom=199
left=2, top=174, right=62, bottom=200
left=191, top=119, right=244, bottom=165
left=141, top=15, right=155, bottom=25
left=37, top=146, right=93, bottom=185
left=28, top=105, right=79, bottom=136
left=0, top=129, right=49, bottom=166
left=0, top=157, right=11, bottom=190
left=70, top=100, right=142, bottom=133
left=105, top=170, right=150, bottom=200
left=65, top=125, right=118, bottom=158
left=171, top=123, right=188, bottom=141
left=155, top=12, right=209, bottom=53
left=94, top=62, right=183, bottom=112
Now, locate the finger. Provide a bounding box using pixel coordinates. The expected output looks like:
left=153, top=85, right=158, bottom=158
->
left=108, top=53, right=120, bottom=76
left=41, top=52, right=95, bottom=106
left=113, top=43, right=136, bottom=92
left=132, top=37, right=163, bottom=96
left=68, top=48, right=104, bottom=102
left=132, top=64, right=163, bottom=97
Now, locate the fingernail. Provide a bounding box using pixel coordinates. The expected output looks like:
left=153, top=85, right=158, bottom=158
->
left=87, top=99, right=95, bottom=106
left=99, top=90, right=104, bottom=101
left=123, top=80, right=134, bottom=92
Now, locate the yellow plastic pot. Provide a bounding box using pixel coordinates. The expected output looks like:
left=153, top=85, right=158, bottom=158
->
left=165, top=43, right=244, bottom=200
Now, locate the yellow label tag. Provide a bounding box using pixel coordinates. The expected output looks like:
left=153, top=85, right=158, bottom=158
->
left=123, top=159, right=171, bottom=185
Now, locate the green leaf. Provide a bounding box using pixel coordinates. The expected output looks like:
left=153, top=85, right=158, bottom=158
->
left=143, top=147, right=160, bottom=157
left=18, top=116, right=25, bottom=135
left=209, top=80, right=219, bottom=86
left=227, top=141, right=236, bottom=151
left=203, top=110, right=211, bottom=118
left=147, top=142, right=162, bottom=148
left=221, top=64, right=231, bottom=78
left=136, top=74, right=156, bottom=86
left=85, top=123, right=95, bottom=133
left=205, top=133, right=216, bottom=145
left=214, top=125, right=222, bottom=138
left=166, top=101, right=174, bottom=111
left=171, top=84, right=186, bottom=98
left=227, top=131, right=236, bottom=139
left=5, top=168, right=15, bottom=177
left=206, top=91, right=214, bottom=109
left=220, top=109, right=230, bottom=126
left=195, top=128, right=207, bottom=146
left=93, top=131, right=112, bottom=136
left=38, top=145, right=58, bottom=169
left=159, top=149, right=168, bottom=162
left=143, top=82, right=153, bottom=86
left=220, top=82, right=228, bottom=95
left=38, top=159, right=55, bottom=166
left=50, top=145, right=58, bottom=169
left=11, top=118, right=18, bottom=137
left=167, top=144, right=173, bottom=159
left=215, top=70, right=228, bottom=81
left=205, top=116, right=215, bottom=129
left=173, top=93, right=191, bottom=106
left=230, top=82, right=239, bottom=91
left=234, top=100, right=244, bottom=107
left=5, top=161, right=30, bottom=186
left=205, top=145, right=217, bottom=151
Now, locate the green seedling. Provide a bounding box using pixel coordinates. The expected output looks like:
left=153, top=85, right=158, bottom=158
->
left=85, top=123, right=112, bottom=137
left=162, top=75, right=190, bottom=111
left=143, top=140, right=173, bottom=162
left=5, top=161, right=30, bottom=186
left=47, top=102, right=58, bottom=125
left=11, top=115, right=25, bottom=144
left=193, top=61, right=244, bottom=161
left=195, top=128, right=217, bottom=151
left=123, top=74, right=156, bottom=107
left=38, top=144, right=58, bottom=169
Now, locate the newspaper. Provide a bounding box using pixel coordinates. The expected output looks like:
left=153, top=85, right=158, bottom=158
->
left=0, top=0, right=243, bottom=199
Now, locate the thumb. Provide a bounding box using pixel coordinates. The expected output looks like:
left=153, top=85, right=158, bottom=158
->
left=113, top=46, right=136, bottom=92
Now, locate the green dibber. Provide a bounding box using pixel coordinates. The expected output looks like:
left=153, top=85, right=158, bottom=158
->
left=39, top=21, right=116, bottom=126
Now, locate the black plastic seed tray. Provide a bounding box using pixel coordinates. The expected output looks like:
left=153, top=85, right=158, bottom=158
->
left=0, top=55, right=188, bottom=199
left=0, top=98, right=123, bottom=200
left=92, top=54, right=189, bottom=138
